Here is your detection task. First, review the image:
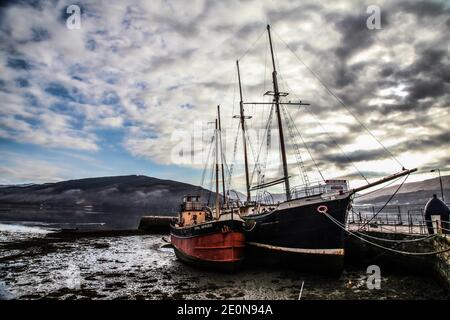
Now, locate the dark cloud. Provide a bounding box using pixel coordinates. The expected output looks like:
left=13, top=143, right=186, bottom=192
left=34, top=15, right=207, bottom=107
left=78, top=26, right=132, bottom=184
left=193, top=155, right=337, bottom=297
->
left=45, top=82, right=75, bottom=102
left=320, top=148, right=387, bottom=169
left=31, top=27, right=50, bottom=42
left=334, top=170, right=391, bottom=180
left=334, top=14, right=376, bottom=60
left=395, top=131, right=450, bottom=153
left=15, top=77, right=29, bottom=87
left=7, top=57, right=33, bottom=70
left=407, top=79, right=447, bottom=101
left=396, top=0, right=450, bottom=17
left=397, top=48, right=450, bottom=82
left=266, top=3, right=323, bottom=23
left=315, top=130, right=450, bottom=172
left=419, top=155, right=450, bottom=172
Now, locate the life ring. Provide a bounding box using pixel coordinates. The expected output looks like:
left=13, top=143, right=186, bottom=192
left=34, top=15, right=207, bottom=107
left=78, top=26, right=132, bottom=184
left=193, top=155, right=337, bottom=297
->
left=317, top=205, right=328, bottom=214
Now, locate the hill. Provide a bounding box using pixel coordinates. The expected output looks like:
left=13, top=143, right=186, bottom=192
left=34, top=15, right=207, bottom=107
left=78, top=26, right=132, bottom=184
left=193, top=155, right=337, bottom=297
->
left=0, top=175, right=215, bottom=213
left=355, top=175, right=450, bottom=206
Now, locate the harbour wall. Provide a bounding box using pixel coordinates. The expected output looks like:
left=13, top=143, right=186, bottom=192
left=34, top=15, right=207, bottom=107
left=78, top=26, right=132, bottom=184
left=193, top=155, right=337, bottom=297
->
left=345, top=231, right=450, bottom=289
left=138, top=215, right=173, bottom=233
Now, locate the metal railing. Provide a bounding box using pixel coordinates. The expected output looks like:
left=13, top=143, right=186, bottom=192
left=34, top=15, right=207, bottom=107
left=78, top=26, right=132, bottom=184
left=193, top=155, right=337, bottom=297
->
left=181, top=202, right=204, bottom=211
left=290, top=183, right=327, bottom=200
left=349, top=204, right=450, bottom=235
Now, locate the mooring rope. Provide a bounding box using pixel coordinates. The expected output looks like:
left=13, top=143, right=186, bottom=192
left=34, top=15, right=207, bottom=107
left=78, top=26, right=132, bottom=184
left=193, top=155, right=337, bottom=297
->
left=344, top=214, right=439, bottom=243
left=357, top=174, right=410, bottom=231
left=353, top=174, right=405, bottom=199
left=323, top=211, right=450, bottom=256
left=352, top=230, right=438, bottom=243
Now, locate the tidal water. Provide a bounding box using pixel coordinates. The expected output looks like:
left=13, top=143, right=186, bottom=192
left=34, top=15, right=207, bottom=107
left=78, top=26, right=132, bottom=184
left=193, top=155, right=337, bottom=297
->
left=0, top=204, right=148, bottom=231
left=1, top=222, right=448, bottom=300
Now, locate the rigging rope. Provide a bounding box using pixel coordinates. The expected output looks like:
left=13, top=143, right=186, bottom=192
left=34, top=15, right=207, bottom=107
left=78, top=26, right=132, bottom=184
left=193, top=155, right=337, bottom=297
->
left=280, top=104, right=310, bottom=189
left=244, top=120, right=258, bottom=167
left=250, top=105, right=274, bottom=201
left=237, top=28, right=267, bottom=62
left=250, top=104, right=274, bottom=185
left=284, top=105, right=325, bottom=182
left=199, top=130, right=215, bottom=187
left=281, top=103, right=326, bottom=183
left=353, top=174, right=405, bottom=199
left=276, top=70, right=370, bottom=184
left=226, top=122, right=241, bottom=191
left=271, top=28, right=404, bottom=169
left=207, top=138, right=216, bottom=207
left=357, top=173, right=410, bottom=231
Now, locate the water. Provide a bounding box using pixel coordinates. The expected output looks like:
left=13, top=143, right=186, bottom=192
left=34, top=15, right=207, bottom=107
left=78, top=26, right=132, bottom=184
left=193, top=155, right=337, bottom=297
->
left=0, top=204, right=152, bottom=231
left=1, top=225, right=448, bottom=300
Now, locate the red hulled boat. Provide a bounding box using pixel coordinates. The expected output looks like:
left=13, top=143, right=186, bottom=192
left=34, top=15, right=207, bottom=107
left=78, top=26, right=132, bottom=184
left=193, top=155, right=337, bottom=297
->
left=170, top=195, right=245, bottom=272
left=170, top=106, right=245, bottom=272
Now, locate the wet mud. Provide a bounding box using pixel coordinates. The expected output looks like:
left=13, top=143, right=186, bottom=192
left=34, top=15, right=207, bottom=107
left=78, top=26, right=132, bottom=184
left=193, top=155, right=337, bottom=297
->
left=0, top=227, right=448, bottom=300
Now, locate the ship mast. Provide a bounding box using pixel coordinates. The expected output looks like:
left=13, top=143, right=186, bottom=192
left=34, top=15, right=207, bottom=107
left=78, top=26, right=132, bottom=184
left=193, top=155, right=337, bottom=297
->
left=267, top=24, right=291, bottom=201
left=217, top=105, right=227, bottom=208
left=215, top=118, right=220, bottom=219
left=236, top=60, right=251, bottom=203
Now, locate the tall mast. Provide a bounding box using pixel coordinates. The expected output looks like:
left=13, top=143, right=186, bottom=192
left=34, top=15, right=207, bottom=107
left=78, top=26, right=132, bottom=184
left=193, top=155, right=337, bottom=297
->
left=215, top=118, right=220, bottom=219
left=236, top=60, right=251, bottom=203
left=217, top=105, right=227, bottom=208
left=267, top=24, right=291, bottom=201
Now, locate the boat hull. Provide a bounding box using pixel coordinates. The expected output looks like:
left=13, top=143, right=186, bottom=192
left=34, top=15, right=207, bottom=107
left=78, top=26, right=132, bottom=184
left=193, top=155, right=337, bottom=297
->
left=170, top=219, right=245, bottom=272
left=242, top=194, right=352, bottom=274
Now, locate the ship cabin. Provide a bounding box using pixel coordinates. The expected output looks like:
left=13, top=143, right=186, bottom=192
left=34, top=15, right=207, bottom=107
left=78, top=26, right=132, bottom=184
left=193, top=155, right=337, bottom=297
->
left=178, top=195, right=207, bottom=227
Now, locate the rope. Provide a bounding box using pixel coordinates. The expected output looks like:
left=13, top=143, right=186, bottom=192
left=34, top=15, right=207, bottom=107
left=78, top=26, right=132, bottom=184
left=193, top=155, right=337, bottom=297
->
left=207, top=143, right=216, bottom=206
left=346, top=214, right=439, bottom=243
left=250, top=105, right=274, bottom=185
left=242, top=220, right=257, bottom=232
left=354, top=231, right=438, bottom=243
left=324, top=211, right=450, bottom=256
left=199, top=132, right=215, bottom=187
left=230, top=70, right=237, bottom=122
left=276, top=71, right=370, bottom=184
left=226, top=122, right=241, bottom=192
left=357, top=174, right=409, bottom=230
left=282, top=103, right=326, bottom=182
left=353, top=174, right=404, bottom=199
left=272, top=28, right=404, bottom=169
left=244, top=121, right=258, bottom=164
left=280, top=103, right=310, bottom=188
left=237, top=28, right=266, bottom=61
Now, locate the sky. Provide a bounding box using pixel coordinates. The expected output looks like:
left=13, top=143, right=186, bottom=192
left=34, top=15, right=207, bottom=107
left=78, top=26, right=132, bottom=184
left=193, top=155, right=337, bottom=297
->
left=0, top=0, right=449, bottom=193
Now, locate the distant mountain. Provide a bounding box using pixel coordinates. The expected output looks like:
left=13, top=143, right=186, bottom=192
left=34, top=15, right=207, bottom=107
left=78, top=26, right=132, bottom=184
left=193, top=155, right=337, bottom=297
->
left=0, top=183, right=36, bottom=188
left=355, top=175, right=450, bottom=206
left=1, top=174, right=447, bottom=214
left=0, top=175, right=217, bottom=214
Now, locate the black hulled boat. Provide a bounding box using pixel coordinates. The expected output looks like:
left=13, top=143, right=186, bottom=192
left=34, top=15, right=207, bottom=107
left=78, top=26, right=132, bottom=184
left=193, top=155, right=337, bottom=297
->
left=231, top=25, right=416, bottom=274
